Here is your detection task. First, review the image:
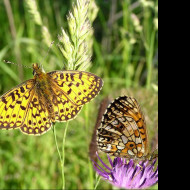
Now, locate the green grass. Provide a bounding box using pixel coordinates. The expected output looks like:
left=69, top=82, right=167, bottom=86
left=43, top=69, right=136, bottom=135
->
left=0, top=0, right=158, bottom=189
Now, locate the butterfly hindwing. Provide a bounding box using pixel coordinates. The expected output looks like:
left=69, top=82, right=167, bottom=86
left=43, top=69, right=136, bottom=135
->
left=48, top=87, right=83, bottom=122
left=20, top=92, right=52, bottom=135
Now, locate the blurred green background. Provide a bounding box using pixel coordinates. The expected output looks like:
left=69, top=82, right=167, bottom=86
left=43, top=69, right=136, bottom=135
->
left=0, top=0, right=158, bottom=189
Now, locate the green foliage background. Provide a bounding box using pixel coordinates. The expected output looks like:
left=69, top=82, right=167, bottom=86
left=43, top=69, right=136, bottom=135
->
left=0, top=0, right=158, bottom=189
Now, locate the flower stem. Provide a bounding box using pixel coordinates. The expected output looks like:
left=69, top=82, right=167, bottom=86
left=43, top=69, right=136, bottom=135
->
left=62, top=121, right=69, bottom=189
left=94, top=174, right=101, bottom=190
left=53, top=122, right=69, bottom=190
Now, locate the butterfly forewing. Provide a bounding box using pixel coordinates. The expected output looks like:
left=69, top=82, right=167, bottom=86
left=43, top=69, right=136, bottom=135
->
left=97, top=96, right=148, bottom=159
left=47, top=70, right=103, bottom=122
left=0, top=80, right=35, bottom=130
left=48, top=70, right=103, bottom=105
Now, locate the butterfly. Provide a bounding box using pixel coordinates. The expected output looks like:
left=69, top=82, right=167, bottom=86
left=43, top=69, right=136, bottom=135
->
left=0, top=63, right=103, bottom=135
left=97, top=96, right=157, bottom=161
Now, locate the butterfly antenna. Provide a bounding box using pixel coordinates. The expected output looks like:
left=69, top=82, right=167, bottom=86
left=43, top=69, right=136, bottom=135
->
left=40, top=41, right=55, bottom=69
left=3, top=60, right=32, bottom=69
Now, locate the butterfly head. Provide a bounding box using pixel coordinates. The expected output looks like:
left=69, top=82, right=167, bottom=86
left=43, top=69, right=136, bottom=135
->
left=32, top=63, right=45, bottom=76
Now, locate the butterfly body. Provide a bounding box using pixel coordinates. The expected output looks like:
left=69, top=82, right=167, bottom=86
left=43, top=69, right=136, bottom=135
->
left=97, top=96, right=156, bottom=161
left=0, top=63, right=103, bottom=135
left=32, top=64, right=57, bottom=121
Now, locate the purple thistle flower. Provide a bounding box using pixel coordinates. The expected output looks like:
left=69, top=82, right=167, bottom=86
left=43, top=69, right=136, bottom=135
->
left=92, top=153, right=158, bottom=189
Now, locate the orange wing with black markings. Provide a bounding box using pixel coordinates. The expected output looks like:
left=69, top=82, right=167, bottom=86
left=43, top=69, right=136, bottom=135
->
left=97, top=96, right=149, bottom=159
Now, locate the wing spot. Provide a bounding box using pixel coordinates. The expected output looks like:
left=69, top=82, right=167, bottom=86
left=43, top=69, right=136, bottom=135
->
left=79, top=72, right=82, bottom=79
left=33, top=98, right=37, bottom=102
left=10, top=92, right=15, bottom=101
left=77, top=100, right=82, bottom=104
left=29, top=128, right=33, bottom=133
left=20, top=105, right=26, bottom=110
left=60, top=73, right=64, bottom=79
left=67, top=89, right=72, bottom=95
left=61, top=115, right=65, bottom=120
left=68, top=83, right=73, bottom=87
left=35, top=128, right=39, bottom=133
left=16, top=100, right=22, bottom=104
left=20, top=86, right=25, bottom=93
left=55, top=116, right=59, bottom=120
left=1, top=97, right=7, bottom=104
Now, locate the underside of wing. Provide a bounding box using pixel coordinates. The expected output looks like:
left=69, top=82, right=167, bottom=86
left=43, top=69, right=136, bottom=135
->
left=97, top=96, right=148, bottom=158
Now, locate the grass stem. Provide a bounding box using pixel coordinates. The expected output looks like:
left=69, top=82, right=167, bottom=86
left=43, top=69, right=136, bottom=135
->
left=62, top=122, right=69, bottom=189
left=53, top=122, right=69, bottom=189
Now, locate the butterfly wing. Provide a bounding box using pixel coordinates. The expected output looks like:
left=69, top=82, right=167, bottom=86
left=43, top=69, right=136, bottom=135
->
left=19, top=91, right=52, bottom=135
left=0, top=79, right=52, bottom=135
left=47, top=70, right=103, bottom=122
left=97, top=96, right=148, bottom=158
left=0, top=79, right=35, bottom=130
